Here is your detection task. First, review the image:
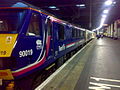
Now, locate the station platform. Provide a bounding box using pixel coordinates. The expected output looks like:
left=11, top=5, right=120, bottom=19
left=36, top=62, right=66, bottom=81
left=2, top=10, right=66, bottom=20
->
left=36, top=38, right=120, bottom=90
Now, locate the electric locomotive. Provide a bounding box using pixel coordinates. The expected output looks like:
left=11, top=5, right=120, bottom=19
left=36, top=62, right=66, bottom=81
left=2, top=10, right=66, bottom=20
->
left=0, top=7, right=94, bottom=89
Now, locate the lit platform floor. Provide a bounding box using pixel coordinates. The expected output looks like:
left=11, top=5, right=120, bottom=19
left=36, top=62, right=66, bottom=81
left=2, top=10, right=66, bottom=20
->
left=36, top=38, right=120, bottom=90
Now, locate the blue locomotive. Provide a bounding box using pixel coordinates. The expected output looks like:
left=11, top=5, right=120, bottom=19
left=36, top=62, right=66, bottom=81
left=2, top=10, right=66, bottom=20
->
left=0, top=7, right=94, bottom=89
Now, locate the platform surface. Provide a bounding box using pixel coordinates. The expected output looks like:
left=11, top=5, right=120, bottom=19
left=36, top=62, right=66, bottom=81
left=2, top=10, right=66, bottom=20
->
left=36, top=38, right=120, bottom=90
left=75, top=38, right=120, bottom=90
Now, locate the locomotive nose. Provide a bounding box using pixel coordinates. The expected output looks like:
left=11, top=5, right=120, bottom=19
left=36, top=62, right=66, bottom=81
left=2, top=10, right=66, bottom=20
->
left=0, top=34, right=18, bottom=57
left=0, top=34, right=18, bottom=70
left=0, top=34, right=17, bottom=81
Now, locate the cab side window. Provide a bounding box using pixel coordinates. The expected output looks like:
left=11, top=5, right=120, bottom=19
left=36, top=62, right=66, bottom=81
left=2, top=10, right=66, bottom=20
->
left=27, top=13, right=40, bottom=36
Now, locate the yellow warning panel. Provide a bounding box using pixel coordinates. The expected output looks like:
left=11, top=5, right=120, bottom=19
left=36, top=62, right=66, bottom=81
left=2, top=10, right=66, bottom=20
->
left=0, top=34, right=18, bottom=57
left=0, top=69, right=14, bottom=80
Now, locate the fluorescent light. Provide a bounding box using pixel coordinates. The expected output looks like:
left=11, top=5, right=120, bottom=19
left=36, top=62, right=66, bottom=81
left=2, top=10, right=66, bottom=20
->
left=103, top=24, right=108, bottom=26
left=91, top=0, right=114, bottom=32
left=101, top=18, right=105, bottom=24
left=52, top=8, right=60, bottom=10
left=80, top=4, right=85, bottom=7
left=103, top=9, right=109, bottom=14
left=92, top=17, right=106, bottom=31
left=48, top=6, right=56, bottom=9
left=54, top=8, right=59, bottom=10
left=105, top=0, right=113, bottom=6
left=0, top=21, right=3, bottom=23
left=102, top=15, right=107, bottom=18
left=113, top=2, right=116, bottom=4
left=76, top=4, right=85, bottom=7
left=48, top=6, right=60, bottom=10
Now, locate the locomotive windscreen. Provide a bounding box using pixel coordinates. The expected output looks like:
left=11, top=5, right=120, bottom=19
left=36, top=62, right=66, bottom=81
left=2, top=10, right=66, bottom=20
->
left=0, top=9, right=26, bottom=33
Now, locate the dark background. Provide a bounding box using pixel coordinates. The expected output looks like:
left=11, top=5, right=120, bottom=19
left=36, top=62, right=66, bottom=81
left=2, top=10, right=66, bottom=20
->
left=0, top=0, right=120, bottom=30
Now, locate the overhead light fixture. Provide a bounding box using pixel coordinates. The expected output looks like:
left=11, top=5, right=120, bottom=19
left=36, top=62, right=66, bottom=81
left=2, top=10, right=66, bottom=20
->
left=0, top=21, right=3, bottom=23
left=103, top=24, right=108, bottom=26
left=93, top=1, right=114, bottom=31
left=105, top=0, right=113, bottom=6
left=113, top=1, right=116, bottom=4
left=48, top=6, right=60, bottom=10
left=55, top=8, right=59, bottom=10
left=101, top=17, right=106, bottom=23
left=80, top=4, right=85, bottom=7
left=103, top=9, right=109, bottom=14
left=76, top=4, right=85, bottom=7
left=76, top=4, right=86, bottom=8
left=92, top=16, right=106, bottom=31
left=48, top=6, right=57, bottom=9
left=102, top=14, right=107, bottom=18
left=52, top=8, right=60, bottom=10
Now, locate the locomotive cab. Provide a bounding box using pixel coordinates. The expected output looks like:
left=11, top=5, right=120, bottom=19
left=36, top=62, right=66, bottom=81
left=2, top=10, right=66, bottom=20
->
left=0, top=8, right=27, bottom=71
left=0, top=8, right=46, bottom=88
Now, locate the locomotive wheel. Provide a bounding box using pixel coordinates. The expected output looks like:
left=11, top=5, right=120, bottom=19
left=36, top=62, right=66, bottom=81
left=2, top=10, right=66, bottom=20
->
left=66, top=53, right=71, bottom=60
left=70, top=51, right=74, bottom=57
left=63, top=55, right=67, bottom=62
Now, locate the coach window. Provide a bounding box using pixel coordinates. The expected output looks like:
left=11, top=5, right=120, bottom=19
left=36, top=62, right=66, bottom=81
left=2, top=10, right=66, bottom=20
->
left=77, top=30, right=79, bottom=38
left=81, top=31, right=83, bottom=37
left=79, top=30, right=81, bottom=37
left=72, top=28, right=74, bottom=37
left=74, top=29, right=77, bottom=38
left=75, top=29, right=77, bottom=38
left=58, top=24, right=64, bottom=40
left=27, top=13, right=40, bottom=36
left=72, top=28, right=76, bottom=38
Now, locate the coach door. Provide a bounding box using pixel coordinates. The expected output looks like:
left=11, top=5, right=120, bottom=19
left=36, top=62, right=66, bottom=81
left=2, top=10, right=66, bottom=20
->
left=46, top=18, right=54, bottom=59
